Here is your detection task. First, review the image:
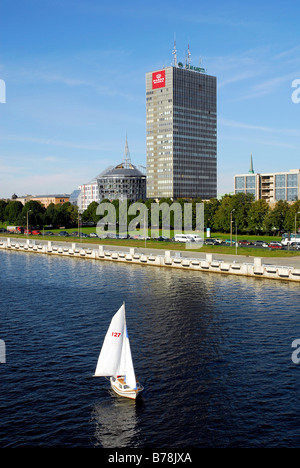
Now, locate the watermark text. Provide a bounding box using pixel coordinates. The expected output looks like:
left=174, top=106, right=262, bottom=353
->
left=0, top=79, right=6, bottom=103
left=96, top=199, right=204, bottom=249
left=291, top=79, right=300, bottom=103
left=0, top=339, right=6, bottom=363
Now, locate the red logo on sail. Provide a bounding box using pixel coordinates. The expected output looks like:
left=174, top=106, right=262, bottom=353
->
left=152, top=70, right=165, bottom=89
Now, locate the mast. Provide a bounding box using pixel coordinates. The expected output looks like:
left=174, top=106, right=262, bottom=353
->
left=123, top=135, right=131, bottom=169
left=172, top=35, right=177, bottom=67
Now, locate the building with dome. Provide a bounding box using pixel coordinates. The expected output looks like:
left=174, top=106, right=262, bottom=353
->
left=97, top=137, right=146, bottom=202
left=77, top=137, right=146, bottom=211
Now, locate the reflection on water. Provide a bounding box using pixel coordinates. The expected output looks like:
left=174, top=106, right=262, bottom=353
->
left=1, top=250, right=300, bottom=447
left=92, top=391, right=140, bottom=448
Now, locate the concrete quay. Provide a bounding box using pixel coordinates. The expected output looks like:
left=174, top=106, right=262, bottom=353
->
left=0, top=236, right=300, bottom=282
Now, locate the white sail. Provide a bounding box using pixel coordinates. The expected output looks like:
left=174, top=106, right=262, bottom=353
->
left=94, top=304, right=125, bottom=377
left=124, top=331, right=137, bottom=389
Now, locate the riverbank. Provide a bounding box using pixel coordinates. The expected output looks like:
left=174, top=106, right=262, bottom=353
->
left=1, top=236, right=300, bottom=282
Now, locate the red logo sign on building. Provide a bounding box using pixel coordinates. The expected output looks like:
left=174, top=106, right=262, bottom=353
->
left=152, top=70, right=165, bottom=89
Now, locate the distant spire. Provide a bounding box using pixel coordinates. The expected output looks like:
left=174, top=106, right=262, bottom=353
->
left=172, top=35, right=177, bottom=67
left=249, top=153, right=254, bottom=173
left=123, top=134, right=131, bottom=168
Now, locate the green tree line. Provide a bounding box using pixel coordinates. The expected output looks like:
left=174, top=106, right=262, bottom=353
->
left=81, top=194, right=300, bottom=235
left=0, top=199, right=78, bottom=228
left=1, top=193, right=300, bottom=234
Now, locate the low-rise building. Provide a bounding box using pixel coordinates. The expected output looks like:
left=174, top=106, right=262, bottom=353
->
left=78, top=137, right=146, bottom=211
left=234, top=157, right=300, bottom=203
left=30, top=194, right=70, bottom=208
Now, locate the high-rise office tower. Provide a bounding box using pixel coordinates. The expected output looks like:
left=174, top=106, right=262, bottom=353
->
left=146, top=46, right=217, bottom=199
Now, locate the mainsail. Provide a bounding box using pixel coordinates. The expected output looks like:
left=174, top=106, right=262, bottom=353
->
left=94, top=303, right=137, bottom=389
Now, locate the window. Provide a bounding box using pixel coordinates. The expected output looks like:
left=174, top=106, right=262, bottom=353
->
left=235, top=177, right=245, bottom=190
left=275, top=188, right=285, bottom=200
left=275, top=174, right=285, bottom=187
left=246, top=176, right=255, bottom=189
left=287, top=174, right=298, bottom=187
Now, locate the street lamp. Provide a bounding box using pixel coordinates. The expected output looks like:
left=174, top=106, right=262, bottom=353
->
left=26, top=210, right=32, bottom=237
left=230, top=209, right=235, bottom=247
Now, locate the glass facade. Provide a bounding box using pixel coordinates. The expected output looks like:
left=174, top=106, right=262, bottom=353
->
left=97, top=165, right=146, bottom=202
left=275, top=173, right=299, bottom=201
left=235, top=170, right=299, bottom=202
left=234, top=175, right=256, bottom=196
left=146, top=66, right=217, bottom=199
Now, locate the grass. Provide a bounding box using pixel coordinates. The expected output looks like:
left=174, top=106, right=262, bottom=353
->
left=1, top=226, right=299, bottom=258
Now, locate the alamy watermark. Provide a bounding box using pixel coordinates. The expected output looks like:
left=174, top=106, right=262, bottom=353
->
left=0, top=339, right=6, bottom=363
left=291, top=339, right=300, bottom=364
left=95, top=199, right=204, bottom=249
left=291, top=79, right=300, bottom=103
left=0, top=79, right=6, bottom=103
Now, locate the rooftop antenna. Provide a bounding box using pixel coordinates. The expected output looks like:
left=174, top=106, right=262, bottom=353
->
left=172, top=35, right=177, bottom=67
left=187, top=43, right=191, bottom=66
left=123, top=134, right=131, bottom=169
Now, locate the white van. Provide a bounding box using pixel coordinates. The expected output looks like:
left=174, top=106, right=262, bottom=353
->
left=174, top=234, right=202, bottom=242
left=174, top=234, right=190, bottom=242
left=186, top=234, right=202, bottom=242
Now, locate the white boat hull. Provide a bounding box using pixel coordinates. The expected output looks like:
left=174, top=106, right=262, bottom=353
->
left=110, top=376, right=144, bottom=400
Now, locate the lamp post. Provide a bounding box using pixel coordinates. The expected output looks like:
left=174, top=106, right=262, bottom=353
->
left=230, top=209, right=235, bottom=247
left=26, top=210, right=32, bottom=238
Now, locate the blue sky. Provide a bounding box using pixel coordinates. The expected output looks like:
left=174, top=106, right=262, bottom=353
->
left=0, top=0, right=299, bottom=198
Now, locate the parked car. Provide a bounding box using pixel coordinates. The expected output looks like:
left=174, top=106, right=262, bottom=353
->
left=204, top=238, right=217, bottom=245
left=289, top=242, right=300, bottom=250
left=24, top=229, right=32, bottom=235
left=32, top=230, right=41, bottom=235
left=59, top=231, right=69, bottom=237
left=79, top=233, right=89, bottom=238
left=268, top=242, right=283, bottom=250
left=44, top=231, right=54, bottom=235
left=224, top=239, right=236, bottom=245
left=89, top=232, right=98, bottom=237
left=254, top=240, right=269, bottom=247
left=239, top=240, right=252, bottom=245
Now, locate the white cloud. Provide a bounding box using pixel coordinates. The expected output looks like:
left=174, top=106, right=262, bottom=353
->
left=219, top=117, right=300, bottom=137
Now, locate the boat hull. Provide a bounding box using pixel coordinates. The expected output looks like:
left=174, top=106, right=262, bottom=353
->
left=110, top=376, right=143, bottom=400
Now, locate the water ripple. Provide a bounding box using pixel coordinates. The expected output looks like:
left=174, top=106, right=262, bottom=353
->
left=0, top=250, right=300, bottom=447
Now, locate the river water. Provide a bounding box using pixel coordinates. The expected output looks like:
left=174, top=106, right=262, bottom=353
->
left=0, top=249, right=300, bottom=448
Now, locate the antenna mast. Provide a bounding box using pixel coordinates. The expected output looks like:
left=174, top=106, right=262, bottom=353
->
left=123, top=134, right=131, bottom=169
left=187, top=44, right=191, bottom=66
left=172, top=35, right=177, bottom=67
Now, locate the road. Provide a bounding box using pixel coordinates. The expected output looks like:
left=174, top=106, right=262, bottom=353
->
left=2, top=236, right=300, bottom=269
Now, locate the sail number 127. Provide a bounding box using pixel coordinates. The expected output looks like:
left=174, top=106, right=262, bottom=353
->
left=112, top=332, right=121, bottom=337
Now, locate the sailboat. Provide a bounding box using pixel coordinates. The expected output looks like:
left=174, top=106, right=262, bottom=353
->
left=94, top=302, right=144, bottom=400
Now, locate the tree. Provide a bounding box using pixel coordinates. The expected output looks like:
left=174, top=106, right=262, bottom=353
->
left=4, top=201, right=23, bottom=224
left=81, top=201, right=100, bottom=224
left=264, top=200, right=289, bottom=235
left=54, top=202, right=76, bottom=227
left=0, top=200, right=8, bottom=222
left=283, top=200, right=300, bottom=232
left=213, top=195, right=233, bottom=232
left=203, top=198, right=220, bottom=230
left=18, top=200, right=45, bottom=227
left=247, top=199, right=270, bottom=234
left=44, top=203, right=57, bottom=226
